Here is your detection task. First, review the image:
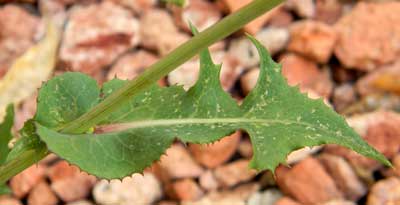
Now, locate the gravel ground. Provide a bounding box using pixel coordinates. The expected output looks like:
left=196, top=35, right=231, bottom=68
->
left=1, top=0, right=400, bottom=205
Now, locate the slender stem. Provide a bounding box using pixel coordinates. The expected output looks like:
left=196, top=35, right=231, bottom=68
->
left=60, top=0, right=283, bottom=134
left=0, top=147, right=47, bottom=184
left=0, top=0, right=283, bottom=183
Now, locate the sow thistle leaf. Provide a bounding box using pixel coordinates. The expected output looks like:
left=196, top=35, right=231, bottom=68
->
left=36, top=48, right=242, bottom=179
left=0, top=105, right=14, bottom=164
left=1, top=120, right=47, bottom=195
left=0, top=105, right=14, bottom=195
left=35, top=72, right=100, bottom=128
left=35, top=37, right=389, bottom=179
left=241, top=36, right=389, bottom=171
left=162, top=0, right=186, bottom=7
left=6, top=120, right=47, bottom=163
left=0, top=184, right=11, bottom=195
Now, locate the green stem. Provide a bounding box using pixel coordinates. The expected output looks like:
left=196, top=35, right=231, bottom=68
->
left=0, top=0, right=283, bottom=184
left=60, top=0, right=283, bottom=134
left=0, top=147, right=47, bottom=184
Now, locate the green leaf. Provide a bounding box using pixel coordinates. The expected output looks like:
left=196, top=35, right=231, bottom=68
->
left=0, top=105, right=14, bottom=164
left=36, top=49, right=242, bottom=179
left=36, top=123, right=174, bottom=178
left=162, top=0, right=186, bottom=7
left=242, top=36, right=389, bottom=171
left=0, top=184, right=11, bottom=195
left=0, top=105, right=14, bottom=195
left=36, top=37, right=389, bottom=179
left=1, top=121, right=47, bottom=187
left=35, top=72, right=100, bottom=128
left=7, top=120, right=47, bottom=163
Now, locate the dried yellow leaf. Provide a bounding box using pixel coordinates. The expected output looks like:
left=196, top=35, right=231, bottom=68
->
left=0, top=21, right=61, bottom=121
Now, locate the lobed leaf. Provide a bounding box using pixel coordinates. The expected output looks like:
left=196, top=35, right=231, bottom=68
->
left=242, top=36, right=389, bottom=171
left=35, top=37, right=389, bottom=179
left=35, top=72, right=100, bottom=128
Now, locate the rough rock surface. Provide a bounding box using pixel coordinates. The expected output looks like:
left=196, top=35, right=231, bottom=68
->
left=107, top=0, right=156, bottom=15
left=221, top=0, right=279, bottom=34
left=285, top=0, right=315, bottom=18
left=364, top=120, right=400, bottom=159
left=247, top=189, right=282, bottom=205
left=367, top=177, right=400, bottom=205
left=0, top=5, right=39, bottom=77
left=268, top=8, right=293, bottom=28
left=280, top=53, right=333, bottom=97
left=288, top=20, right=337, bottom=63
left=0, top=196, right=23, bottom=205
left=48, top=161, right=97, bottom=202
left=256, top=27, right=290, bottom=56
left=107, top=50, right=158, bottom=80
left=60, top=1, right=139, bottom=75
left=93, top=173, right=162, bottom=205
left=4, top=1, right=400, bottom=205
left=189, top=131, right=241, bottom=168
left=319, top=154, right=366, bottom=201
left=334, top=2, right=400, bottom=70
left=140, top=8, right=189, bottom=56
left=158, top=144, right=204, bottom=179
left=275, top=197, right=302, bottom=205
left=240, top=54, right=334, bottom=98
left=172, top=0, right=222, bottom=32
left=276, top=157, right=343, bottom=204
left=228, top=28, right=289, bottom=69
left=166, top=178, right=204, bottom=201
left=10, top=165, right=46, bottom=198
left=199, top=171, right=219, bottom=191
left=323, top=200, right=356, bottom=205
left=315, top=0, right=343, bottom=24
left=214, top=160, right=257, bottom=188
left=168, top=52, right=241, bottom=91
left=27, top=181, right=58, bottom=205
left=356, top=60, right=400, bottom=96
left=185, top=183, right=259, bottom=205
left=333, top=84, right=356, bottom=112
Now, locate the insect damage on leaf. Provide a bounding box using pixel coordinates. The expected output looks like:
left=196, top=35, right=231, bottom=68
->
left=34, top=37, right=390, bottom=179
left=35, top=72, right=100, bottom=129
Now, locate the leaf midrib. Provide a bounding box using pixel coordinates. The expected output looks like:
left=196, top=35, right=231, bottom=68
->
left=98, top=118, right=313, bottom=132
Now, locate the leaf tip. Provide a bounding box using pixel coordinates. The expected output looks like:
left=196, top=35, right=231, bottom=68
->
left=375, top=153, right=392, bottom=168
left=189, top=21, right=199, bottom=36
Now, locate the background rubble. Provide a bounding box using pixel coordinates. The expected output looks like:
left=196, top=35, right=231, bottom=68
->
left=1, top=0, right=400, bottom=204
